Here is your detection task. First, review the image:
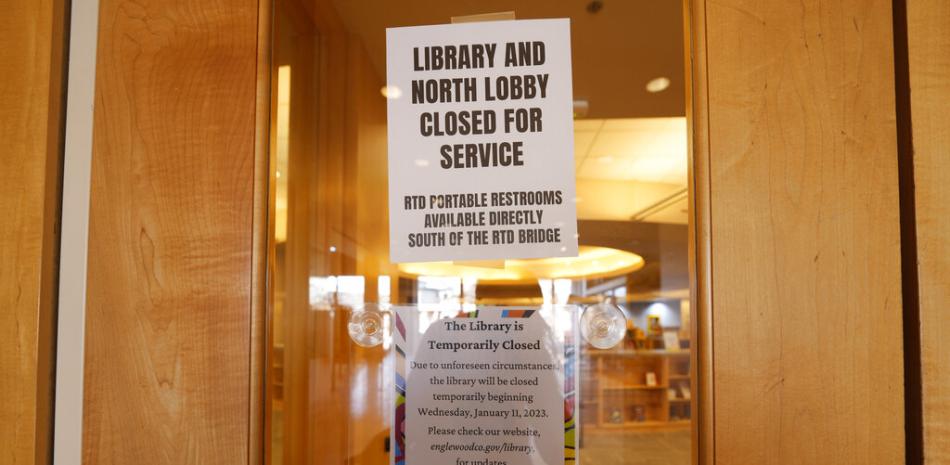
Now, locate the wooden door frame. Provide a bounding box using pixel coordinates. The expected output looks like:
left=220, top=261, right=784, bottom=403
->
left=683, top=0, right=714, bottom=463
left=37, top=0, right=935, bottom=462
left=683, top=0, right=907, bottom=464
left=256, top=1, right=912, bottom=464
left=251, top=0, right=273, bottom=463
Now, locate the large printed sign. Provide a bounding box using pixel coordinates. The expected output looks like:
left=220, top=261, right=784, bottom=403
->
left=386, top=19, right=578, bottom=263
left=392, top=307, right=578, bottom=465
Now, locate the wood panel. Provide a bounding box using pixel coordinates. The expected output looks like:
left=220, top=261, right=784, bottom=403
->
left=250, top=0, right=273, bottom=461
left=272, top=3, right=326, bottom=462
left=682, top=0, right=713, bottom=462
left=303, top=27, right=396, bottom=465
left=348, top=35, right=394, bottom=465
left=81, top=0, right=266, bottom=463
left=907, top=0, right=950, bottom=462
left=694, top=0, right=906, bottom=463
left=0, top=0, right=65, bottom=464
left=267, top=2, right=396, bottom=464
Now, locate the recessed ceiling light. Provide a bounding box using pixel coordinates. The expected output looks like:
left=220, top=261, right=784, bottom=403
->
left=646, top=77, right=671, bottom=93
left=381, top=85, right=402, bottom=99
left=414, top=159, right=430, bottom=167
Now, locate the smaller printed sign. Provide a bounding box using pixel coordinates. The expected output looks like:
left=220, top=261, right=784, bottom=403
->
left=392, top=306, right=578, bottom=465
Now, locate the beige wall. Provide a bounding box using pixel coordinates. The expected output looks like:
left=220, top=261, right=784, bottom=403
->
left=689, top=0, right=906, bottom=463
left=0, top=1, right=65, bottom=464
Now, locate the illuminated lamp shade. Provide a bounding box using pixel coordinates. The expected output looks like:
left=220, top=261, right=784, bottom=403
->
left=398, top=246, right=644, bottom=284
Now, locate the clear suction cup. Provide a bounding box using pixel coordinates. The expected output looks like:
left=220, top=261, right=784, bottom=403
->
left=348, top=305, right=387, bottom=348
left=580, top=302, right=627, bottom=349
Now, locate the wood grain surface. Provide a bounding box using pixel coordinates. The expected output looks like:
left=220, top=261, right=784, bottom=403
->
left=250, top=0, right=272, bottom=461
left=683, top=0, right=714, bottom=462
left=697, top=0, right=906, bottom=463
left=907, top=0, right=950, bottom=462
left=81, top=0, right=264, bottom=463
left=0, top=0, right=65, bottom=464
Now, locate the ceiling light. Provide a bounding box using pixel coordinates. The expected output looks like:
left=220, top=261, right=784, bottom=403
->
left=414, top=159, right=430, bottom=167
left=646, top=77, right=671, bottom=93
left=381, top=85, right=402, bottom=99
left=398, top=246, right=644, bottom=283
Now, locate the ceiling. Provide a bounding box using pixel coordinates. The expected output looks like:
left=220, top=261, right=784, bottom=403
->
left=331, top=0, right=686, bottom=119
left=324, top=0, right=689, bottom=225
left=574, top=116, right=687, bottom=224
left=574, top=117, right=687, bottom=183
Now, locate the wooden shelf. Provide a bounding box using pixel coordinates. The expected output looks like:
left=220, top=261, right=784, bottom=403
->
left=604, top=385, right=668, bottom=390
left=583, top=351, right=691, bottom=431
left=600, top=420, right=666, bottom=428
left=598, top=420, right=689, bottom=431
left=584, top=349, right=688, bottom=357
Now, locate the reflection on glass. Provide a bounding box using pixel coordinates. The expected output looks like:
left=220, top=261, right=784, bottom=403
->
left=270, top=63, right=291, bottom=465
left=378, top=275, right=391, bottom=305
left=337, top=275, right=366, bottom=308
left=267, top=1, right=692, bottom=464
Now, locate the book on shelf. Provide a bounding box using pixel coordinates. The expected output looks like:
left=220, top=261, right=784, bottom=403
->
left=645, top=372, right=658, bottom=387
left=663, top=330, right=681, bottom=351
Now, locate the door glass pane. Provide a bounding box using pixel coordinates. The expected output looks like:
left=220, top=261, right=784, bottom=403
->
left=267, top=2, right=692, bottom=464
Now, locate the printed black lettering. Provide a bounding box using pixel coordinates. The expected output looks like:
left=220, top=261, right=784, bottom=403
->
left=440, top=145, right=453, bottom=169
left=412, top=44, right=497, bottom=70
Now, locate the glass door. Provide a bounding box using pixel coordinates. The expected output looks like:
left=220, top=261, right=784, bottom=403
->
left=267, top=2, right=693, bottom=464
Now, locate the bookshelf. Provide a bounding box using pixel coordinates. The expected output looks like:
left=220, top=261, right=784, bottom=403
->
left=580, top=350, right=691, bottom=430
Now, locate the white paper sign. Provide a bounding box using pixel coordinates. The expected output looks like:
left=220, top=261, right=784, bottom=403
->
left=386, top=19, right=579, bottom=263
left=392, top=307, right=578, bottom=465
